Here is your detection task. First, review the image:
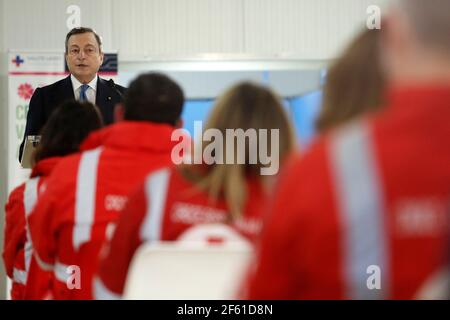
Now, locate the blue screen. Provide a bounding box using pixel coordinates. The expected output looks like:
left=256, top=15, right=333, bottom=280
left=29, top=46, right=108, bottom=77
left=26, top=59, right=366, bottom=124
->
left=181, top=91, right=323, bottom=148
left=181, top=100, right=214, bottom=138
left=287, top=91, right=322, bottom=147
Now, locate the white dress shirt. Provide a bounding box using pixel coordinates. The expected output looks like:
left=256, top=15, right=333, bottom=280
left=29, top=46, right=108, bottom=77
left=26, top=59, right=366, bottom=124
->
left=71, top=74, right=98, bottom=105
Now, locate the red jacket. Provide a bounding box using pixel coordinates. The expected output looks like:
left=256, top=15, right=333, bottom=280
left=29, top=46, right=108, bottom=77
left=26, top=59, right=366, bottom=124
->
left=95, top=167, right=267, bottom=299
left=246, top=86, right=450, bottom=299
left=28, top=122, right=178, bottom=300
left=3, top=157, right=61, bottom=299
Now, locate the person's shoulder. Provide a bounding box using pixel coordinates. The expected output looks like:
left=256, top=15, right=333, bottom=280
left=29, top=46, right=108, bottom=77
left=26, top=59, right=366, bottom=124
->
left=6, top=182, right=26, bottom=204
left=49, top=152, right=83, bottom=183
left=287, top=119, right=374, bottom=197
left=98, top=77, right=127, bottom=90
left=287, top=136, right=330, bottom=178
left=135, top=167, right=179, bottom=202
left=272, top=135, right=333, bottom=215
left=36, top=76, right=71, bottom=94
left=144, top=166, right=175, bottom=186
left=115, top=83, right=127, bottom=92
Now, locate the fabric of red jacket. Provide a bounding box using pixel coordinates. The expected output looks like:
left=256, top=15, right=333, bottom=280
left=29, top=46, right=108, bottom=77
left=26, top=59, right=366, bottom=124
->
left=96, top=167, right=267, bottom=298
left=3, top=157, right=61, bottom=299
left=245, top=85, right=450, bottom=299
left=28, top=121, right=178, bottom=300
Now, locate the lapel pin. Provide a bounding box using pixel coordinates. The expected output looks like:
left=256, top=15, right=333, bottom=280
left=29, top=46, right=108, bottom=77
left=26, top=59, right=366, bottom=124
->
left=108, top=96, right=112, bottom=101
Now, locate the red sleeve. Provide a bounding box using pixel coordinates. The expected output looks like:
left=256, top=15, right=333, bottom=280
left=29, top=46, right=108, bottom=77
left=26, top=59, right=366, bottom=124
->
left=2, top=185, right=26, bottom=277
left=97, top=184, right=148, bottom=297
left=27, top=181, right=58, bottom=270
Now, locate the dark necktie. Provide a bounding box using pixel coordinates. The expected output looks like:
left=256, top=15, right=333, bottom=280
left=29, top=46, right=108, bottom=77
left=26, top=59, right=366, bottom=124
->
left=79, top=84, right=89, bottom=102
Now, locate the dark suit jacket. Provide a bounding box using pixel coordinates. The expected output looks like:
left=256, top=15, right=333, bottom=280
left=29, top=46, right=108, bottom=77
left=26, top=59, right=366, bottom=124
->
left=19, top=75, right=126, bottom=161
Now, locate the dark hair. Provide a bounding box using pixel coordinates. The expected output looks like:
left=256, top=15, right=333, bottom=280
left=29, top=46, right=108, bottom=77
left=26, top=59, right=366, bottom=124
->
left=124, top=72, right=184, bottom=126
left=65, top=27, right=102, bottom=53
left=33, top=101, right=103, bottom=164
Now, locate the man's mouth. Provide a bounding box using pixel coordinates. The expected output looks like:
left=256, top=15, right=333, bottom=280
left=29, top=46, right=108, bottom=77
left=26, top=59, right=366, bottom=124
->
left=76, top=64, right=88, bottom=67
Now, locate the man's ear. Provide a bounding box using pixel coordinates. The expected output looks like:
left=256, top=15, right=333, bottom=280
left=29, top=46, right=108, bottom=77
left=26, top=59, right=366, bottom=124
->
left=114, top=103, right=125, bottom=123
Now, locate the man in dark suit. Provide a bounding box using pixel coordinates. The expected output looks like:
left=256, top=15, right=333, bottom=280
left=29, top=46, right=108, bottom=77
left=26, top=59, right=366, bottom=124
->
left=19, top=27, right=126, bottom=161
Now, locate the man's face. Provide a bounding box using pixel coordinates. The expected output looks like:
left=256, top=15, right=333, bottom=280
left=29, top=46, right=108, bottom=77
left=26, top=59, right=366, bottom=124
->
left=65, top=32, right=104, bottom=83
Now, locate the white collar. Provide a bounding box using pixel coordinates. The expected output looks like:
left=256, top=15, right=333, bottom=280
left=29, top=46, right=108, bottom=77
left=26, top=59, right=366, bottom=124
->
left=71, top=74, right=98, bottom=91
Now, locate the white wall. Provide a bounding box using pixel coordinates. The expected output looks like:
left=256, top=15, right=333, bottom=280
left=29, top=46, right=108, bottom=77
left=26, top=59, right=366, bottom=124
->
left=111, top=0, right=245, bottom=58
left=4, top=0, right=113, bottom=52
left=3, top=0, right=391, bottom=60
left=243, top=0, right=388, bottom=59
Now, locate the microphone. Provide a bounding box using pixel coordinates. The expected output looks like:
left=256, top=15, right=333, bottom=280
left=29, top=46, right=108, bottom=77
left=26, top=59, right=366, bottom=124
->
left=108, top=79, right=124, bottom=100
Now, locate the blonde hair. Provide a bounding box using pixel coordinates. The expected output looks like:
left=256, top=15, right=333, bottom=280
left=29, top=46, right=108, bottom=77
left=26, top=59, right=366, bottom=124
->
left=180, top=82, right=295, bottom=219
left=316, top=29, right=385, bottom=133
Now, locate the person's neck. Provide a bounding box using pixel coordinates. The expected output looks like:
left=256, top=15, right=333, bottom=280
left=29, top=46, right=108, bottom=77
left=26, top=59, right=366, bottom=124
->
left=390, top=69, right=450, bottom=87
left=74, top=74, right=97, bottom=84
left=389, top=56, right=450, bottom=87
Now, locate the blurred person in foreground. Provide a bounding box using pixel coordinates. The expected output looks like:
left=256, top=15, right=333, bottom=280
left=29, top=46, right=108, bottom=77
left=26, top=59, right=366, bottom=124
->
left=316, top=28, right=385, bottom=133
left=245, top=0, right=450, bottom=299
left=3, top=101, right=102, bottom=299
left=28, top=73, right=184, bottom=299
left=94, top=82, right=296, bottom=299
